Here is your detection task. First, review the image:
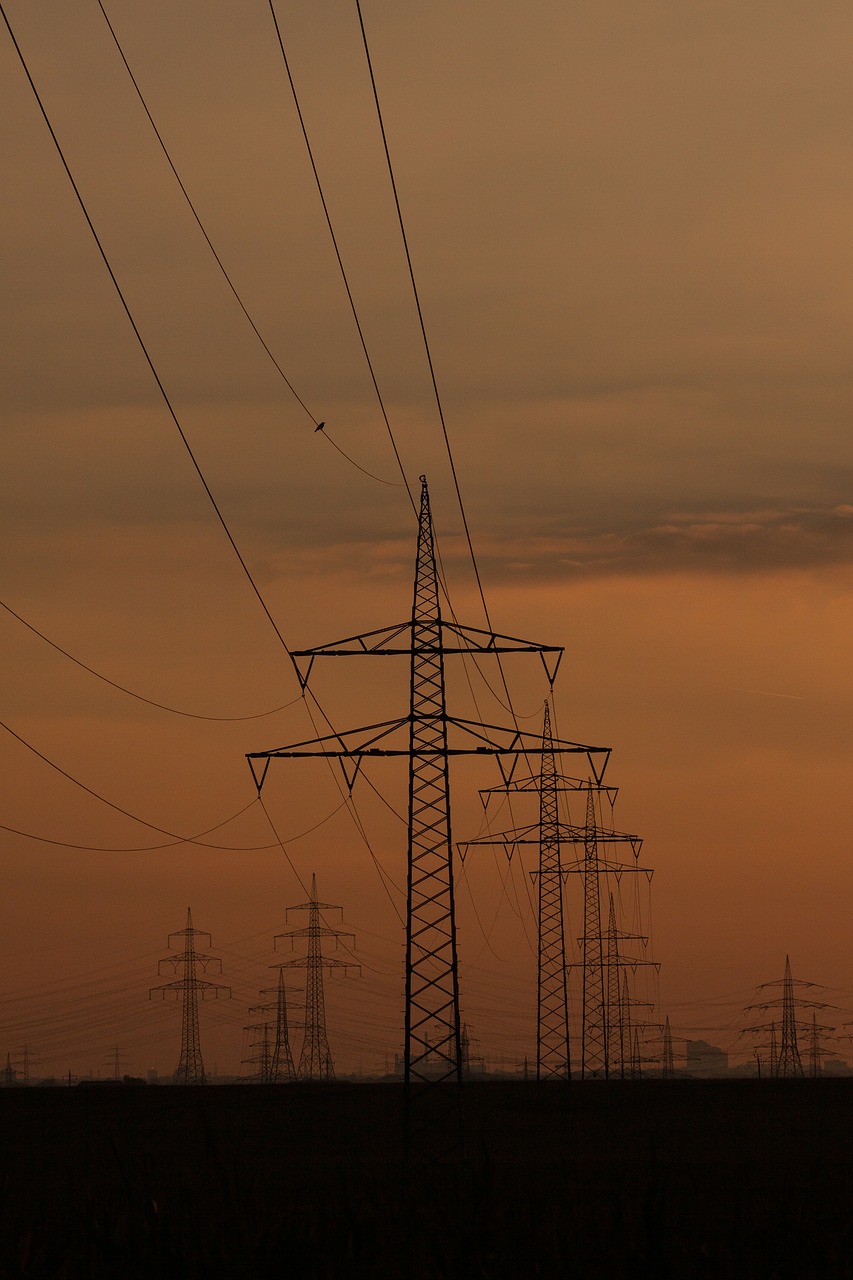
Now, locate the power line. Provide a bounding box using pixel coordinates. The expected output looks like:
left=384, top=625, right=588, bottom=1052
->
left=0, top=597, right=302, bottom=723
left=0, top=4, right=301, bottom=684
left=267, top=0, right=415, bottom=513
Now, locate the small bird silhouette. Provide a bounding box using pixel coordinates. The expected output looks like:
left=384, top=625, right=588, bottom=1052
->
left=314, top=421, right=326, bottom=432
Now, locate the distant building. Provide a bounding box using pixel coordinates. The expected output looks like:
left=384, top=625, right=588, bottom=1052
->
left=685, top=1039, right=728, bottom=1078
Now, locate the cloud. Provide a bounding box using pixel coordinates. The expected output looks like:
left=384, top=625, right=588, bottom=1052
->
left=458, top=504, right=853, bottom=584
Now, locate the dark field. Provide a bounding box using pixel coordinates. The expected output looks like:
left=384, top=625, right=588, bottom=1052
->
left=1, top=1079, right=852, bottom=1277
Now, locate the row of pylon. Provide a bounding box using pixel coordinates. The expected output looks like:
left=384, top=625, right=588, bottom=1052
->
left=150, top=874, right=355, bottom=1085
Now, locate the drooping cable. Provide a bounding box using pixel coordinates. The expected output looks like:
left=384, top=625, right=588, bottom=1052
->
left=96, top=0, right=316, bottom=424
left=0, top=5, right=301, bottom=687
left=0, top=596, right=302, bottom=723
left=267, top=0, right=416, bottom=516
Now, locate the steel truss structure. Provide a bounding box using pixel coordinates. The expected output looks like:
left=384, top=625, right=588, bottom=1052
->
left=150, top=908, right=230, bottom=1085
left=248, top=478, right=607, bottom=1140
left=464, top=743, right=653, bottom=1080
left=276, top=875, right=357, bottom=1080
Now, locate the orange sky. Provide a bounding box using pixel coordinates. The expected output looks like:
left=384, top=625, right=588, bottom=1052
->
left=1, top=1, right=853, bottom=1078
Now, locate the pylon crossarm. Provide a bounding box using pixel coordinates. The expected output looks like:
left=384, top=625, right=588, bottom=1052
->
left=248, top=716, right=607, bottom=761
left=480, top=776, right=619, bottom=802
left=292, top=620, right=561, bottom=659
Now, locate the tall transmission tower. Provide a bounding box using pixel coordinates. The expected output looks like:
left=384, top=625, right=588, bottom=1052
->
left=150, top=908, right=230, bottom=1085
left=276, top=875, right=357, bottom=1081
left=746, top=956, right=833, bottom=1079
left=248, top=478, right=607, bottom=1135
left=270, top=968, right=298, bottom=1082
left=534, top=704, right=570, bottom=1080
left=464, top=761, right=649, bottom=1080
left=245, top=970, right=300, bottom=1083
left=662, top=1015, right=675, bottom=1079
left=580, top=788, right=606, bottom=1076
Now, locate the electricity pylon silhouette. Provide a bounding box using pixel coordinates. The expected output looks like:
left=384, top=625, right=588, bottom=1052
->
left=778, top=956, right=803, bottom=1076
left=534, top=704, right=570, bottom=1080
left=580, top=788, right=606, bottom=1077
left=746, top=956, right=832, bottom=1079
left=270, top=968, right=297, bottom=1082
left=276, top=875, right=356, bottom=1080
left=150, top=908, right=230, bottom=1085
left=248, top=478, right=607, bottom=1140
left=662, top=1015, right=675, bottom=1079
left=465, top=760, right=649, bottom=1080
left=246, top=970, right=299, bottom=1082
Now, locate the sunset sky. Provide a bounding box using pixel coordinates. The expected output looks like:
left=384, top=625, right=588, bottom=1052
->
left=2, top=0, right=853, bottom=1079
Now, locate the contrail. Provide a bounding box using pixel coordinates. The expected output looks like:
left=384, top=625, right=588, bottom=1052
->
left=734, top=687, right=805, bottom=701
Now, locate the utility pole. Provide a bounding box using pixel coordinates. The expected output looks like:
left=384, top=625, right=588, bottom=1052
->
left=277, top=875, right=357, bottom=1080
left=150, top=908, right=230, bottom=1085
left=248, top=478, right=607, bottom=1142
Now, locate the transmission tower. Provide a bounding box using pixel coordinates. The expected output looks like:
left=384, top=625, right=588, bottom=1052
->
left=580, top=788, right=606, bottom=1076
left=245, top=968, right=300, bottom=1082
left=465, top=762, right=650, bottom=1080
left=150, top=908, right=230, bottom=1085
left=248, top=478, right=607, bottom=1137
left=746, top=956, right=833, bottom=1079
left=243, top=1021, right=274, bottom=1082
left=662, top=1015, right=675, bottom=1079
left=269, top=968, right=298, bottom=1082
left=276, top=875, right=357, bottom=1081
left=2, top=1053, right=14, bottom=1087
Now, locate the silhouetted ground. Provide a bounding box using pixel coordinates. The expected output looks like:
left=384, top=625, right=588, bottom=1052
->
left=1, top=1079, right=852, bottom=1277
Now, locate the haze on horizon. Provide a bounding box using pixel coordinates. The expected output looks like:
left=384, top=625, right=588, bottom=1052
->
left=1, top=0, right=852, bottom=1079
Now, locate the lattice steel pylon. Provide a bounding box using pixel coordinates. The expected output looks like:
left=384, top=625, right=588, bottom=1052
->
left=662, top=1015, right=675, bottom=1079
left=276, top=875, right=356, bottom=1081
left=778, top=956, right=803, bottom=1077
left=465, top=768, right=651, bottom=1080
left=247, top=968, right=299, bottom=1083
left=606, top=895, right=623, bottom=1077
left=580, top=788, right=607, bottom=1078
left=270, top=968, right=297, bottom=1082
left=746, top=956, right=833, bottom=1079
left=247, top=478, right=607, bottom=1136
left=150, top=908, right=230, bottom=1085
left=535, top=704, right=570, bottom=1080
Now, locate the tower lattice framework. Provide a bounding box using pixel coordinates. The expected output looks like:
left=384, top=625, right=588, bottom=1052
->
left=150, top=908, right=230, bottom=1085
left=746, top=955, right=833, bottom=1079
left=662, top=1014, right=675, bottom=1079
left=465, top=765, right=650, bottom=1081
left=248, top=478, right=606, bottom=1133
left=580, top=788, right=607, bottom=1078
left=277, top=875, right=356, bottom=1081
left=535, top=704, right=570, bottom=1080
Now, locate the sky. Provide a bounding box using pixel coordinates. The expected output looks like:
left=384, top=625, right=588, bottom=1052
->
left=1, top=0, right=853, bottom=1079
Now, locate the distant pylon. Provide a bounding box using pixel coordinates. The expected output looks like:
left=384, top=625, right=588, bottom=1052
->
left=580, top=788, right=607, bottom=1079
left=246, top=968, right=299, bottom=1082
left=631, top=1026, right=642, bottom=1079
left=606, top=896, right=623, bottom=1077
left=2, top=1053, right=14, bottom=1087
left=808, top=1012, right=821, bottom=1078
left=662, top=1015, right=675, bottom=1079
left=277, top=875, right=357, bottom=1081
left=778, top=956, right=803, bottom=1077
left=271, top=968, right=297, bottom=1082
left=535, top=704, right=570, bottom=1081
left=150, top=908, right=230, bottom=1085
left=622, top=971, right=635, bottom=1078
left=746, top=957, right=832, bottom=1079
